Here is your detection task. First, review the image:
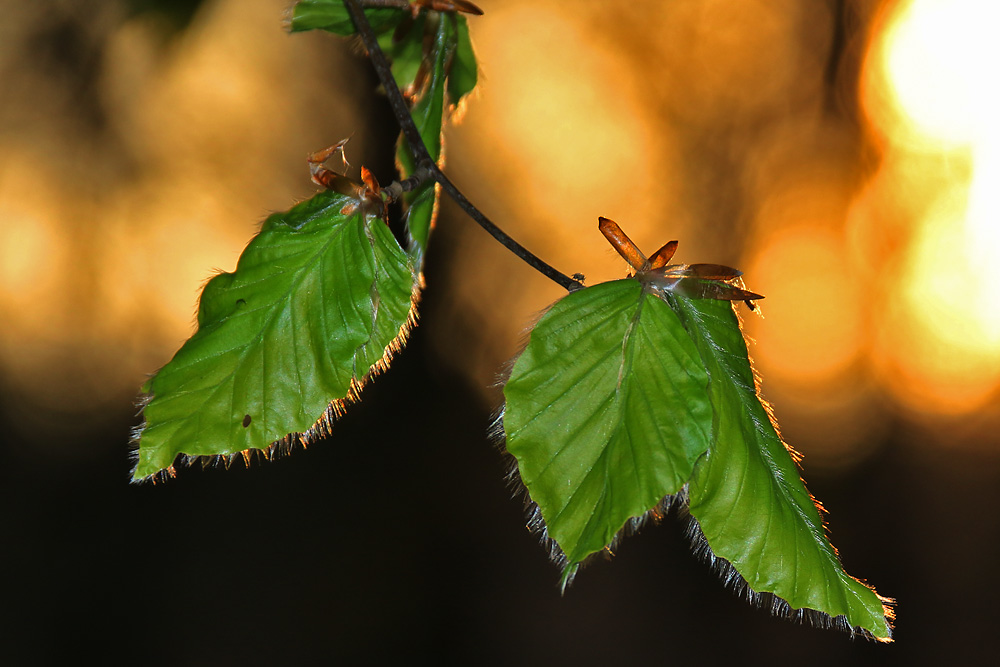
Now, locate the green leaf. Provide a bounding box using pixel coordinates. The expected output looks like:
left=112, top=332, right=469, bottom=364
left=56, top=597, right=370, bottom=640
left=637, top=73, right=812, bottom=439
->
left=289, top=0, right=405, bottom=36
left=503, top=280, right=713, bottom=568
left=133, top=189, right=418, bottom=481
left=448, top=15, right=477, bottom=104
left=397, top=14, right=454, bottom=258
left=383, top=13, right=427, bottom=94
left=290, top=5, right=478, bottom=260
left=669, top=296, right=893, bottom=640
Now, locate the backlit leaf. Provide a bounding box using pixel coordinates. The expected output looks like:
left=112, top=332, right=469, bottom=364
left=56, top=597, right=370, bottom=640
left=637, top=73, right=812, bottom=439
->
left=397, top=14, right=455, bottom=258
left=290, top=2, right=478, bottom=260
left=448, top=15, right=478, bottom=104
left=503, top=280, right=713, bottom=569
left=670, top=296, right=894, bottom=641
left=132, top=189, right=418, bottom=481
left=383, top=12, right=428, bottom=94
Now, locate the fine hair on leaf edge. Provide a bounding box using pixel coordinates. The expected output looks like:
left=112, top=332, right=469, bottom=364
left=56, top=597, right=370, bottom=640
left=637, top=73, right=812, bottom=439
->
left=128, top=276, right=423, bottom=485
left=491, top=299, right=894, bottom=640
left=489, top=420, right=896, bottom=643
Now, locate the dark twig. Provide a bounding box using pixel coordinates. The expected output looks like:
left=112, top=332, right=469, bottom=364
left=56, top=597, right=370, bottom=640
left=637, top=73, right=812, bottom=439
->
left=343, top=0, right=584, bottom=292
left=360, top=0, right=410, bottom=8
left=382, top=164, right=431, bottom=201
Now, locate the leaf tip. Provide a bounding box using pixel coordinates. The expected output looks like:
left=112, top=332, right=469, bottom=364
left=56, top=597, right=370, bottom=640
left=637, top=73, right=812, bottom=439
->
left=558, top=563, right=579, bottom=594
left=680, top=508, right=895, bottom=642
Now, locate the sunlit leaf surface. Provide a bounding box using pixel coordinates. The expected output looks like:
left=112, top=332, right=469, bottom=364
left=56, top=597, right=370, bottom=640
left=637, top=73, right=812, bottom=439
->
left=133, top=190, right=417, bottom=481
left=502, top=273, right=892, bottom=639
left=137, top=3, right=481, bottom=481
left=503, top=280, right=713, bottom=565
left=671, top=297, right=893, bottom=640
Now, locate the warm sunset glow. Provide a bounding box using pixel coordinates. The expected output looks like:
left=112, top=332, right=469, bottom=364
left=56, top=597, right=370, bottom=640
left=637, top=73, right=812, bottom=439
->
left=0, top=161, right=66, bottom=338
left=861, top=0, right=1000, bottom=413
left=459, top=1, right=662, bottom=254
left=0, top=0, right=362, bottom=442
left=440, top=1, right=672, bottom=389
left=880, top=0, right=991, bottom=148
left=4, top=0, right=998, bottom=462
left=751, top=226, right=863, bottom=386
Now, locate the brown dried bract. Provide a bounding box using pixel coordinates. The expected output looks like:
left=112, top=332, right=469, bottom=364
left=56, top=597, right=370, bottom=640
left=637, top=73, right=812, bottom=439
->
left=308, top=139, right=386, bottom=221
left=597, top=216, right=763, bottom=307
left=409, top=0, right=484, bottom=17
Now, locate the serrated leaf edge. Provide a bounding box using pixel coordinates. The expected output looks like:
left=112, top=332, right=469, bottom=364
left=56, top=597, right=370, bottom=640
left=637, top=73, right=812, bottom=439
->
left=493, top=441, right=893, bottom=641
left=673, top=298, right=895, bottom=641
left=675, top=484, right=895, bottom=642
left=129, top=271, right=423, bottom=485
left=492, top=411, right=686, bottom=592
left=494, top=292, right=893, bottom=640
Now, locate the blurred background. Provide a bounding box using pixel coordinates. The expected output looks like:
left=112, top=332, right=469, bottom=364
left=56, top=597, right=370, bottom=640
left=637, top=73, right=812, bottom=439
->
left=1, top=0, right=996, bottom=663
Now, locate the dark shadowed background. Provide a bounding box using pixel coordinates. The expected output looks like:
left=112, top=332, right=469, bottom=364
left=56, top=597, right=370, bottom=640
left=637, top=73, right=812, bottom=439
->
left=1, top=0, right=997, bottom=664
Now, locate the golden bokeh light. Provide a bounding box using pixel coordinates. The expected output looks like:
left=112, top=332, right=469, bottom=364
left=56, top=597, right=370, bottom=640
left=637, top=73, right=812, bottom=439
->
left=3, top=0, right=999, bottom=464
left=438, top=0, right=669, bottom=390
left=877, top=0, right=991, bottom=148
left=0, top=0, right=362, bottom=445
left=652, top=0, right=833, bottom=125
left=745, top=164, right=877, bottom=467
left=0, top=158, right=67, bottom=342
left=860, top=0, right=1000, bottom=414
left=470, top=3, right=658, bottom=226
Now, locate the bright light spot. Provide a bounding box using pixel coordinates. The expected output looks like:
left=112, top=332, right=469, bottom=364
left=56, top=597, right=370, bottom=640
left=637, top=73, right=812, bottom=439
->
left=879, top=189, right=1000, bottom=413
left=860, top=0, right=1000, bottom=413
left=881, top=0, right=993, bottom=147
left=905, top=186, right=1000, bottom=347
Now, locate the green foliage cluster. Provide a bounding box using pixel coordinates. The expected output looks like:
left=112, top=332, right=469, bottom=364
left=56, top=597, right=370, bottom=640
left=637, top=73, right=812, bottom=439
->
left=505, top=279, right=892, bottom=638
left=132, top=0, right=893, bottom=641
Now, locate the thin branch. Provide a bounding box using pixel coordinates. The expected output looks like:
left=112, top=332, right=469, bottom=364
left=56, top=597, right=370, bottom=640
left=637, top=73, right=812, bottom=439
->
left=360, top=0, right=410, bottom=8
left=382, top=164, right=431, bottom=201
left=343, top=0, right=584, bottom=292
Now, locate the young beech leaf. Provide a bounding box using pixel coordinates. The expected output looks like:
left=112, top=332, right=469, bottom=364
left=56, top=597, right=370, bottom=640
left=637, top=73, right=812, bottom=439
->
left=503, top=279, right=713, bottom=570
left=289, top=1, right=405, bottom=37
left=384, top=12, right=429, bottom=96
left=291, top=2, right=478, bottom=260
left=288, top=2, right=478, bottom=115
left=397, top=14, right=459, bottom=258
left=669, top=296, right=894, bottom=641
left=501, top=273, right=892, bottom=640
left=132, top=189, right=418, bottom=482
left=449, top=15, right=478, bottom=105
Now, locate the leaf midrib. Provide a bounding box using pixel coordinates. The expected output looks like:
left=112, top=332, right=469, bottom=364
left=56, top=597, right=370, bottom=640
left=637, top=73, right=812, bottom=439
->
left=150, top=205, right=371, bottom=446
left=682, top=298, right=878, bottom=620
